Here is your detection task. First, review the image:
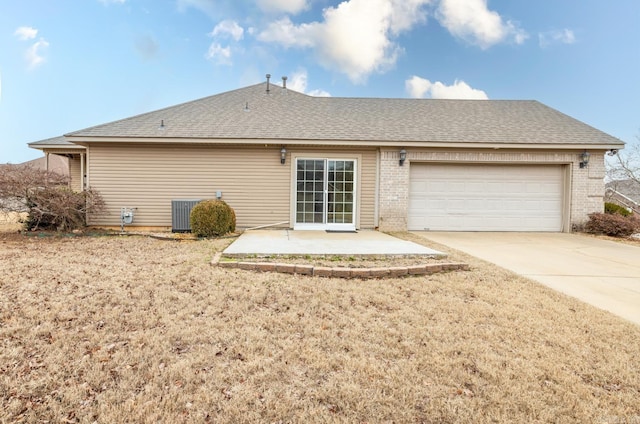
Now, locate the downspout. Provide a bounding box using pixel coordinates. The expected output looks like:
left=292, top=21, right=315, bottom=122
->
left=374, top=148, right=380, bottom=229
left=45, top=152, right=50, bottom=187
left=85, top=149, right=91, bottom=226
left=85, top=148, right=90, bottom=188
left=80, top=153, right=85, bottom=191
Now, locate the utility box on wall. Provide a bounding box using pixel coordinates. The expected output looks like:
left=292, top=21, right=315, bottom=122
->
left=171, top=199, right=201, bottom=232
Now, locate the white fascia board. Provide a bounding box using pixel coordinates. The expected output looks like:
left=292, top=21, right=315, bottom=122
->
left=28, top=143, right=86, bottom=151
left=64, top=136, right=624, bottom=151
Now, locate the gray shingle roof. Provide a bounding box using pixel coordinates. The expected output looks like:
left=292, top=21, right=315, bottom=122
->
left=28, top=135, right=74, bottom=146
left=65, top=82, right=623, bottom=146
left=606, top=179, right=640, bottom=203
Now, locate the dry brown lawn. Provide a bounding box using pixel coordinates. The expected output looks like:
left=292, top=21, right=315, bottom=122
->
left=1, top=231, right=639, bottom=423
left=0, top=213, right=25, bottom=233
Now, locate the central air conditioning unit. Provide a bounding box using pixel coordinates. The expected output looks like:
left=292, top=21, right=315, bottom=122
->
left=171, top=199, right=201, bottom=232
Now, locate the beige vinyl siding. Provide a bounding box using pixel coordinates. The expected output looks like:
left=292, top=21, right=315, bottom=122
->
left=86, top=143, right=377, bottom=229
left=69, top=155, right=82, bottom=192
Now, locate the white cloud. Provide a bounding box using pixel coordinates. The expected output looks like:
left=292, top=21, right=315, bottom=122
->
left=25, top=38, right=50, bottom=70
left=307, top=88, right=331, bottom=97
left=259, top=0, right=432, bottom=83
left=405, top=76, right=488, bottom=99
left=14, top=26, right=49, bottom=70
left=98, top=0, right=126, bottom=4
left=287, top=70, right=308, bottom=92
left=210, top=20, right=244, bottom=41
left=259, top=17, right=316, bottom=48
left=388, top=0, right=431, bottom=33
left=14, top=26, right=38, bottom=41
left=287, top=69, right=331, bottom=96
left=257, top=0, right=308, bottom=14
left=539, top=29, right=576, bottom=48
left=206, top=20, right=244, bottom=65
left=437, top=0, right=527, bottom=49
left=205, top=43, right=232, bottom=65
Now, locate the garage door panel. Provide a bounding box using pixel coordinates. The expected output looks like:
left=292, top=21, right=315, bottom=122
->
left=408, top=164, right=563, bottom=231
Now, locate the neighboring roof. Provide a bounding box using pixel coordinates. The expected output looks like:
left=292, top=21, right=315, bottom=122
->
left=21, top=154, right=70, bottom=176
left=606, top=179, right=640, bottom=203
left=64, top=82, right=622, bottom=147
left=0, top=153, right=69, bottom=176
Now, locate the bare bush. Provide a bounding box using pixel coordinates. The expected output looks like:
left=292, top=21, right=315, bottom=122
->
left=0, top=163, right=104, bottom=231
left=584, top=212, right=638, bottom=237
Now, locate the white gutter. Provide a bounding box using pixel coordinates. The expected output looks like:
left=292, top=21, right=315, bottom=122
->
left=65, top=136, right=624, bottom=151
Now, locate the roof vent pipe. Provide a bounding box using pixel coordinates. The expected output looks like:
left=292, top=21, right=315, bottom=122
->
left=282, top=76, right=287, bottom=89
left=266, top=74, right=271, bottom=94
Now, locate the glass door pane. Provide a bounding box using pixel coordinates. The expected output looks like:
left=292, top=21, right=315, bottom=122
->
left=296, top=159, right=325, bottom=224
left=327, top=160, right=355, bottom=225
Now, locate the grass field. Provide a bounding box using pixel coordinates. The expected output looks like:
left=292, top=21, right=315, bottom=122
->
left=1, top=231, right=639, bottom=423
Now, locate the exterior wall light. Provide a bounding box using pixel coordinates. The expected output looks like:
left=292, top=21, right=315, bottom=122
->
left=579, top=150, right=590, bottom=168
left=399, top=148, right=407, bottom=166
left=280, top=147, right=287, bottom=165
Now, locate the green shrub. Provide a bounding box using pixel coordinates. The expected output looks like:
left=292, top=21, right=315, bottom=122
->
left=584, top=212, right=637, bottom=237
left=604, top=202, right=632, bottom=217
left=190, top=200, right=236, bottom=237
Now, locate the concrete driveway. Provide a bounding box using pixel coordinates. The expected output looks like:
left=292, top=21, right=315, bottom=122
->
left=414, top=232, right=640, bottom=326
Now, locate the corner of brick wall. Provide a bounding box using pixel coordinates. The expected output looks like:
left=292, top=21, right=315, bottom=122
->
left=572, top=151, right=606, bottom=228
left=378, top=149, right=410, bottom=232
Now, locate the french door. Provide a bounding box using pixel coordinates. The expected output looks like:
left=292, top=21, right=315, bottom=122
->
left=294, top=158, right=357, bottom=230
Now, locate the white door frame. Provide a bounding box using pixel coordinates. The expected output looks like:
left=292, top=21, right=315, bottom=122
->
left=293, top=157, right=358, bottom=231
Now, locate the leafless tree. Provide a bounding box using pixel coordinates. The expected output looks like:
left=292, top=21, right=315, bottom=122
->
left=605, top=135, right=640, bottom=216
left=607, top=136, right=640, bottom=184
left=0, top=163, right=105, bottom=231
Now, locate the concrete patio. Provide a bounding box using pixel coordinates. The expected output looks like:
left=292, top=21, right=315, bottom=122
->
left=223, top=229, right=444, bottom=257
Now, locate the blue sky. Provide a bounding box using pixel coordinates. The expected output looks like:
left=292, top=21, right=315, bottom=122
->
left=1, top=0, right=639, bottom=163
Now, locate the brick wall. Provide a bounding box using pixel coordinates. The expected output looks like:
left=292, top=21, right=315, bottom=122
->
left=377, top=148, right=606, bottom=232
left=378, top=149, right=410, bottom=231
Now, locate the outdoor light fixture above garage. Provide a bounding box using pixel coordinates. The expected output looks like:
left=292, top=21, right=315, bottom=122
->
left=280, top=147, right=287, bottom=165
left=579, top=150, right=590, bottom=168
left=399, top=148, right=407, bottom=166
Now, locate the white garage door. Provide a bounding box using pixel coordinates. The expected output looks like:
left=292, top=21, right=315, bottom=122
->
left=408, top=164, right=564, bottom=231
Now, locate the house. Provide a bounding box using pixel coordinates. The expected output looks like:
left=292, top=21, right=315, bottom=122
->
left=17, top=153, right=70, bottom=176
left=605, top=179, right=640, bottom=216
left=1, top=151, right=70, bottom=216
left=1, top=151, right=69, bottom=176
left=29, top=78, right=624, bottom=232
left=24, top=136, right=83, bottom=190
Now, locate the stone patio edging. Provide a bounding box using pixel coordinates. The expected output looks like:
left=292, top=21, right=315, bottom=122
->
left=211, top=253, right=469, bottom=279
